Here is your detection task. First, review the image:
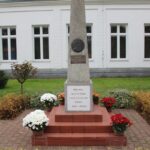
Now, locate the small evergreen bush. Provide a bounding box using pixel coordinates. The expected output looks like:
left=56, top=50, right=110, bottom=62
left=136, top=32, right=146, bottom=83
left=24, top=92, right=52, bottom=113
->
left=109, top=89, right=135, bottom=108
left=0, top=71, right=9, bottom=89
left=0, top=93, right=30, bottom=119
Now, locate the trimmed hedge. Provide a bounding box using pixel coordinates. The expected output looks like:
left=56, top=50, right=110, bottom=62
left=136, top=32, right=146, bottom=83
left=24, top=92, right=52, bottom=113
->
left=0, top=93, right=30, bottom=119
left=133, top=91, right=150, bottom=123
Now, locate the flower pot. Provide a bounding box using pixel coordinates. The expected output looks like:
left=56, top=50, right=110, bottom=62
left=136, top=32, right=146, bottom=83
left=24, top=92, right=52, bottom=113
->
left=113, top=130, right=124, bottom=136
left=112, top=124, right=126, bottom=136
left=46, top=107, right=53, bottom=112
left=59, top=100, right=64, bottom=105
left=33, top=130, right=44, bottom=136
left=105, top=106, right=112, bottom=112
left=114, top=132, right=124, bottom=136
left=93, top=99, right=99, bottom=105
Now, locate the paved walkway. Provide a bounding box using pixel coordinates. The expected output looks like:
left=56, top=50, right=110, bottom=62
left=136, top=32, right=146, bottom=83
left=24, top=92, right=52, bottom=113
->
left=0, top=109, right=150, bottom=150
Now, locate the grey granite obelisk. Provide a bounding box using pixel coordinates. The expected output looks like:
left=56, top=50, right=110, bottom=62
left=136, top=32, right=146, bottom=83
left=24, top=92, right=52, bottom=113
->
left=65, top=0, right=93, bottom=112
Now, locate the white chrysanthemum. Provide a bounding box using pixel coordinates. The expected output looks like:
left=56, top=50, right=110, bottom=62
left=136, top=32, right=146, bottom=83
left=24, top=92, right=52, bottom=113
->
left=23, top=110, right=49, bottom=131
left=40, top=93, right=57, bottom=102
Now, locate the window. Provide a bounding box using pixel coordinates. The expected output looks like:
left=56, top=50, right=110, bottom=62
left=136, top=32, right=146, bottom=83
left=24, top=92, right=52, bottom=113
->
left=144, top=25, right=150, bottom=58
left=67, top=25, right=92, bottom=59
left=33, top=26, right=49, bottom=60
left=110, top=25, right=127, bottom=59
left=1, top=27, right=17, bottom=60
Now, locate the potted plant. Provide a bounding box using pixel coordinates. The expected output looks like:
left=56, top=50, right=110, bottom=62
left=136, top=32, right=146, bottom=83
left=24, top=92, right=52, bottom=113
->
left=23, top=110, right=49, bottom=136
left=57, top=92, right=65, bottom=105
left=93, top=92, right=100, bottom=104
left=101, top=97, right=116, bottom=112
left=40, top=93, right=57, bottom=111
left=111, top=113, right=132, bottom=135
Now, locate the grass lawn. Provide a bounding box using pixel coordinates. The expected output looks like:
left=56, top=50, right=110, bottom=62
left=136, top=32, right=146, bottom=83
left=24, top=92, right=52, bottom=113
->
left=0, top=77, right=150, bottom=97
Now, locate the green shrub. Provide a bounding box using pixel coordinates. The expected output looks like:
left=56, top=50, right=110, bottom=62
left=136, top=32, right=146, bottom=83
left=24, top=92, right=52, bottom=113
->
left=0, top=71, right=9, bottom=89
left=0, top=93, right=30, bottom=119
left=133, top=91, right=150, bottom=123
left=109, top=89, right=135, bottom=108
left=30, top=93, right=59, bottom=109
left=30, top=93, right=45, bottom=110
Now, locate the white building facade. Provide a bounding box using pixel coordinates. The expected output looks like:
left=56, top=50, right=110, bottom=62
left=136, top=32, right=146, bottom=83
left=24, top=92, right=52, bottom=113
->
left=0, top=0, right=150, bottom=77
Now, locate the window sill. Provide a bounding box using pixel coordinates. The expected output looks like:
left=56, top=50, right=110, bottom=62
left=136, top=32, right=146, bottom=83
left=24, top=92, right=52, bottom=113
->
left=32, top=60, right=51, bottom=63
left=144, top=58, right=150, bottom=61
left=0, top=60, right=18, bottom=63
left=110, top=59, right=129, bottom=62
left=89, top=59, right=94, bottom=62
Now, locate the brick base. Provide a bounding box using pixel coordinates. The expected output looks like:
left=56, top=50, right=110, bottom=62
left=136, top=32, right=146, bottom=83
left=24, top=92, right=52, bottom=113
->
left=32, top=105, right=127, bottom=146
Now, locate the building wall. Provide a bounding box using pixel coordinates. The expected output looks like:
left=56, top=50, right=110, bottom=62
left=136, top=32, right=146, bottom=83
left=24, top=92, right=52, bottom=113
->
left=105, top=6, right=150, bottom=68
left=0, top=4, right=150, bottom=75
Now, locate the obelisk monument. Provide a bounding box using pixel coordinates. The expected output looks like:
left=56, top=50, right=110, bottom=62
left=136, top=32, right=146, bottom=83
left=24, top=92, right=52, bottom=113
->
left=65, top=0, right=93, bottom=111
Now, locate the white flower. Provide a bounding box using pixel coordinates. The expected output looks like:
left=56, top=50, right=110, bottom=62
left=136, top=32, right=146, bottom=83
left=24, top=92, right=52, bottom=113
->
left=23, top=110, right=49, bottom=131
left=28, top=124, right=32, bottom=128
left=40, top=93, right=57, bottom=103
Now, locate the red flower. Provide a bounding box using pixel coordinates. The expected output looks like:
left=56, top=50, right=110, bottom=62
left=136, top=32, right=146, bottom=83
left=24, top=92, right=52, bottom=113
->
left=101, top=97, right=116, bottom=108
left=111, top=114, right=132, bottom=126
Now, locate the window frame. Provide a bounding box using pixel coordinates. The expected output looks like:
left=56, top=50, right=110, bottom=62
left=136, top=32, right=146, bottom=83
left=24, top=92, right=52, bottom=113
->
left=110, top=24, right=128, bottom=61
left=0, top=26, right=17, bottom=61
left=67, top=24, right=93, bottom=59
left=33, top=25, right=50, bottom=61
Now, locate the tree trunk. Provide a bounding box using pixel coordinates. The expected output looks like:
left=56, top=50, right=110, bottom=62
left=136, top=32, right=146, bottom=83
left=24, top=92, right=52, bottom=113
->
left=21, top=83, right=23, bottom=94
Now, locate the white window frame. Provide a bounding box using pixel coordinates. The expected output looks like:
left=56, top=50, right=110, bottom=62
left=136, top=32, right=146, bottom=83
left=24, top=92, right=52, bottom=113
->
left=144, top=24, right=150, bottom=60
left=33, top=25, right=50, bottom=61
left=67, top=24, right=93, bottom=59
left=0, top=26, right=17, bottom=61
left=110, top=24, right=127, bottom=60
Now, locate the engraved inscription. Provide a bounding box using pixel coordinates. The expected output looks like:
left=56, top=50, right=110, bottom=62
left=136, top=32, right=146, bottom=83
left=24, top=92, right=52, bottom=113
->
left=71, top=55, right=86, bottom=64
left=67, top=86, right=91, bottom=111
left=71, top=39, right=85, bottom=53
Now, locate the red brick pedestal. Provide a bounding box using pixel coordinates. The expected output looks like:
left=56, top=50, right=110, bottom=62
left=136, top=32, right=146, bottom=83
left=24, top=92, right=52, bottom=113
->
left=32, top=105, right=127, bottom=146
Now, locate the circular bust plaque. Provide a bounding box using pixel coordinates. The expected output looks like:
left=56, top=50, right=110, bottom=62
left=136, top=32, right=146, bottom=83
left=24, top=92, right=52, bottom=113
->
left=71, top=39, right=85, bottom=53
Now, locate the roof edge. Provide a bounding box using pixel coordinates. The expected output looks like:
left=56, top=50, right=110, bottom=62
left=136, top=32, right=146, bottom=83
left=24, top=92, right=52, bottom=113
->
left=1, top=0, right=150, bottom=8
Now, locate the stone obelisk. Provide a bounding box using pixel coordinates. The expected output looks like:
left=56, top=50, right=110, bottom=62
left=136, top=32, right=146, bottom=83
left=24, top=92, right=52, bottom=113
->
left=65, top=0, right=93, bottom=112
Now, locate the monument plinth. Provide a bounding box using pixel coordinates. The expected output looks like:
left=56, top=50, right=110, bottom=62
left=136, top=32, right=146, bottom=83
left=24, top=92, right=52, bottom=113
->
left=65, top=0, right=93, bottom=112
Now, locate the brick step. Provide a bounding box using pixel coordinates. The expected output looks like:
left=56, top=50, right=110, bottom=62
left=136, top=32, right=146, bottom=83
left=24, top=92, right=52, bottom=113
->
left=44, top=124, right=113, bottom=133
left=32, top=133, right=127, bottom=146
left=44, top=105, right=113, bottom=133
left=47, top=105, right=111, bottom=123
left=55, top=105, right=102, bottom=122
left=32, top=106, right=127, bottom=146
